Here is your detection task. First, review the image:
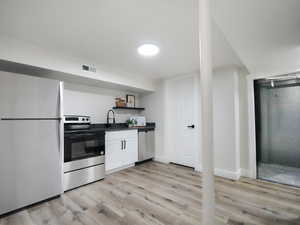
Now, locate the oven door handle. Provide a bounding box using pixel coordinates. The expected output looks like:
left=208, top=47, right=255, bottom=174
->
left=67, top=133, right=95, bottom=139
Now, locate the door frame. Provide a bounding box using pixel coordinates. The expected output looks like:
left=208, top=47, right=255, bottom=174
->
left=247, top=69, right=300, bottom=179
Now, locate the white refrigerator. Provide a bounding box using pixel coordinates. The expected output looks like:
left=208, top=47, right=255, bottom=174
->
left=0, top=71, right=63, bottom=215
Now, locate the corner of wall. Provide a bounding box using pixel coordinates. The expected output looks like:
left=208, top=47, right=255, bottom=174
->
left=215, top=168, right=241, bottom=180
left=238, top=68, right=251, bottom=176
left=153, top=157, right=170, bottom=164
left=195, top=166, right=241, bottom=180
left=240, top=168, right=251, bottom=178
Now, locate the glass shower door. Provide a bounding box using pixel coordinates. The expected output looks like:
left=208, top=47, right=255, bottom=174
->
left=255, top=78, right=300, bottom=187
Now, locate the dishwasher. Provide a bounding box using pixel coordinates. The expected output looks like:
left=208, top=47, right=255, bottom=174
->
left=138, top=128, right=155, bottom=162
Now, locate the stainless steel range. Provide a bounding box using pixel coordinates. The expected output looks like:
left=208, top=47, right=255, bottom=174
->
left=63, top=115, right=105, bottom=191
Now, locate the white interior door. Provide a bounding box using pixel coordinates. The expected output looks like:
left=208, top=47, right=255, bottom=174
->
left=168, top=75, right=198, bottom=168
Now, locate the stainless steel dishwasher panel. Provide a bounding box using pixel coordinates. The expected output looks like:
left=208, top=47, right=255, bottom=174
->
left=138, top=130, right=155, bottom=162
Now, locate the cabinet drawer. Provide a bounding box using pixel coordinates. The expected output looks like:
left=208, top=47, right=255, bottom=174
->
left=64, top=156, right=105, bottom=173
left=64, top=164, right=105, bottom=191
left=105, top=129, right=137, bottom=142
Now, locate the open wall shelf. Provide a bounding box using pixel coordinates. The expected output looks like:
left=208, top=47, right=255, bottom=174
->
left=113, top=106, right=145, bottom=111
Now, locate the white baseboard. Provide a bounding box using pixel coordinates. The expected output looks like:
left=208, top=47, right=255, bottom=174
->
left=194, top=164, right=202, bottom=172
left=153, top=159, right=244, bottom=181
left=214, top=168, right=241, bottom=180
left=153, top=157, right=170, bottom=164
left=240, top=168, right=251, bottom=178
left=195, top=166, right=241, bottom=180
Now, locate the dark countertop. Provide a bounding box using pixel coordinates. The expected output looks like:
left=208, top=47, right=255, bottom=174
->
left=64, top=122, right=155, bottom=134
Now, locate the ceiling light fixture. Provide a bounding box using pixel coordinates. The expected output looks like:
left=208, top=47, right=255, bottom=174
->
left=138, top=44, right=160, bottom=57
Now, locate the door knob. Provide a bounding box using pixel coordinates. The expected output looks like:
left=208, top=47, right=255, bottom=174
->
left=187, top=125, right=195, bottom=129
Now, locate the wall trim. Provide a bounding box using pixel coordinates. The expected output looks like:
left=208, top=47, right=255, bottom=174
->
left=247, top=75, right=257, bottom=178
left=214, top=168, right=241, bottom=180
left=154, top=156, right=170, bottom=164
left=194, top=164, right=202, bottom=172
left=195, top=166, right=241, bottom=180
left=240, top=168, right=251, bottom=178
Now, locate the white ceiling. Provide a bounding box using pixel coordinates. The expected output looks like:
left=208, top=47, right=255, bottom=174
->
left=214, top=0, right=300, bottom=74
left=0, top=0, right=242, bottom=79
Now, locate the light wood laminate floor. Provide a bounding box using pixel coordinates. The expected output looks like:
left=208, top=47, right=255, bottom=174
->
left=1, top=161, right=300, bottom=225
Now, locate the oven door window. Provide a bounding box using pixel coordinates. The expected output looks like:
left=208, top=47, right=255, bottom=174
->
left=64, top=132, right=104, bottom=162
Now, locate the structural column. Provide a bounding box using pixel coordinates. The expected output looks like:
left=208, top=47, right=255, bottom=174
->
left=198, top=0, right=215, bottom=224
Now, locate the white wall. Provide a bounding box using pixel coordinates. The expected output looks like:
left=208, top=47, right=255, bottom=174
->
left=64, top=82, right=141, bottom=124
left=212, top=68, right=240, bottom=178
left=140, top=80, right=168, bottom=162
left=238, top=68, right=250, bottom=175
left=140, top=68, right=248, bottom=179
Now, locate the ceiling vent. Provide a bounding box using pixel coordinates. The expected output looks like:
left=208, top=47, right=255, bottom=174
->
left=82, top=64, right=97, bottom=73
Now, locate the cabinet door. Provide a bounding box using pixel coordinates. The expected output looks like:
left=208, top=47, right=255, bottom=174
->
left=105, top=140, right=123, bottom=171
left=123, top=138, right=138, bottom=165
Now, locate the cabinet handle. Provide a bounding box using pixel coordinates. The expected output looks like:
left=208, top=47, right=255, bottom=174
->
left=124, top=140, right=126, bottom=150
left=121, top=140, right=123, bottom=150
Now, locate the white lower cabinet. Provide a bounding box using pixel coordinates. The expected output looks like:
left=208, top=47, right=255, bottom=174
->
left=122, top=139, right=138, bottom=166
left=105, top=130, right=138, bottom=173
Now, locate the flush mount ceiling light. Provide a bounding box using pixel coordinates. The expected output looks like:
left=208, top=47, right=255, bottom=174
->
left=137, top=44, right=160, bottom=57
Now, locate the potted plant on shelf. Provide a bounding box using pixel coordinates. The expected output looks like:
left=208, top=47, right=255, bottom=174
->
left=126, top=118, right=137, bottom=128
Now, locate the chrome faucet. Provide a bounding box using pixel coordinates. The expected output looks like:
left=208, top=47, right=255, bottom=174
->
left=106, top=109, right=116, bottom=125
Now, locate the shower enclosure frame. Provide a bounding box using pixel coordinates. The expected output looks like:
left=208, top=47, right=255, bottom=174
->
left=247, top=69, right=300, bottom=179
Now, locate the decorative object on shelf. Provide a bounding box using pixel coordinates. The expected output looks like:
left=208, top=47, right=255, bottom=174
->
left=130, top=116, right=146, bottom=127
left=115, top=97, right=126, bottom=107
left=126, top=118, right=138, bottom=128
left=126, top=94, right=135, bottom=108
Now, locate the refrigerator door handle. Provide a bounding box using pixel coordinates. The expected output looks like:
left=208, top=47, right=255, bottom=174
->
left=57, top=82, right=63, bottom=154
left=57, top=121, right=61, bottom=153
